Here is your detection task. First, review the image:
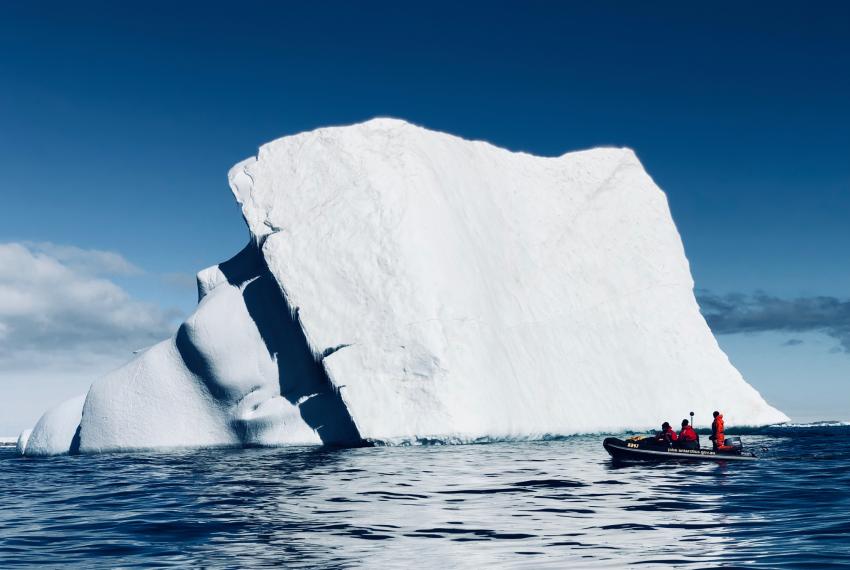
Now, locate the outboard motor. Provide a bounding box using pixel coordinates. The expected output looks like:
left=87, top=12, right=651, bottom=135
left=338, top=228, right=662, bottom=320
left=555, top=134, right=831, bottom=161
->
left=725, top=436, right=743, bottom=451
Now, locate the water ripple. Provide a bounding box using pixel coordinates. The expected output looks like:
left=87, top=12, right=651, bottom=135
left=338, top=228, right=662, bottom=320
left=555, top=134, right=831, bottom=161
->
left=1, top=426, right=849, bottom=567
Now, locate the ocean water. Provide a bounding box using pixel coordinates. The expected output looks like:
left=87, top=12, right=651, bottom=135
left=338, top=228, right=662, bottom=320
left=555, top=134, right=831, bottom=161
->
left=2, top=424, right=849, bottom=568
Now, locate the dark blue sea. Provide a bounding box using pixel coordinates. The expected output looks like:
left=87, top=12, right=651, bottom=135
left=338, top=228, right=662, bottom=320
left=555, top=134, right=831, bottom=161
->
left=2, top=424, right=849, bottom=568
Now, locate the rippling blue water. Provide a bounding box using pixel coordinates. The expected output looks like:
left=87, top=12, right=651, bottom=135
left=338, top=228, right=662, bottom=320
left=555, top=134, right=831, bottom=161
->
left=2, top=425, right=849, bottom=568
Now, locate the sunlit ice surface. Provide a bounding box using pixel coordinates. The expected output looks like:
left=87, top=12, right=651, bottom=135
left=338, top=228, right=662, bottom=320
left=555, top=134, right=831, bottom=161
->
left=2, top=425, right=848, bottom=568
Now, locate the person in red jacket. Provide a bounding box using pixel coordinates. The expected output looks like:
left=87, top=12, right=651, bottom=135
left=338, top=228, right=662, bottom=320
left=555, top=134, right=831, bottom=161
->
left=654, top=421, right=678, bottom=446
left=677, top=419, right=699, bottom=450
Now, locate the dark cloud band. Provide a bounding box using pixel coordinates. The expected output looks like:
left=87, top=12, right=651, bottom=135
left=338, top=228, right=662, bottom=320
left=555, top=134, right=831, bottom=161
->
left=698, top=291, right=850, bottom=352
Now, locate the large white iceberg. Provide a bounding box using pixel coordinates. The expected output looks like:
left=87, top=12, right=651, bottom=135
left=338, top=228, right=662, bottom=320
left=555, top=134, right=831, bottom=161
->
left=19, top=119, right=787, bottom=455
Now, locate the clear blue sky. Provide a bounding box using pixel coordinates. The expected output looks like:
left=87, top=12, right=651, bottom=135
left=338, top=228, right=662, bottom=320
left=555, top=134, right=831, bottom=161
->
left=1, top=1, right=848, bottom=427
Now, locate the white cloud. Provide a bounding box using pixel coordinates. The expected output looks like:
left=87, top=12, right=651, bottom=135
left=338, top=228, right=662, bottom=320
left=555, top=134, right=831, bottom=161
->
left=0, top=243, right=174, bottom=355
left=21, top=241, right=143, bottom=276
left=0, top=242, right=178, bottom=433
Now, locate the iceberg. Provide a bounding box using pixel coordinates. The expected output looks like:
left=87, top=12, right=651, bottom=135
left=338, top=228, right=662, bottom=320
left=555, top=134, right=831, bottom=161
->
left=19, top=118, right=787, bottom=455
left=17, top=395, right=84, bottom=456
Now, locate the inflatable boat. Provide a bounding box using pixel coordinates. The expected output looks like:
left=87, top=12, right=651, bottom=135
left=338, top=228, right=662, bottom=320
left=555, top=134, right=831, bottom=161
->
left=603, top=436, right=757, bottom=462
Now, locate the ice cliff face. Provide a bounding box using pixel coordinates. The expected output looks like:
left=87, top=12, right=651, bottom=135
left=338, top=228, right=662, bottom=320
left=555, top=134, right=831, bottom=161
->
left=18, top=118, right=787, bottom=456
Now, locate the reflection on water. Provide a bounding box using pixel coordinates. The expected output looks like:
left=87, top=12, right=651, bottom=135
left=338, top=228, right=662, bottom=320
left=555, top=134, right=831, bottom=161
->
left=2, top=426, right=849, bottom=568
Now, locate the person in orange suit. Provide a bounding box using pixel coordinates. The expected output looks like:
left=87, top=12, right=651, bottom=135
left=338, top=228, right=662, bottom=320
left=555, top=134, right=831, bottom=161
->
left=711, top=411, right=734, bottom=451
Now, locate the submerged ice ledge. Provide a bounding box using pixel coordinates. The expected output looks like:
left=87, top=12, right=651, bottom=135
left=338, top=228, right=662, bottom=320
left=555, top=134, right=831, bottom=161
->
left=18, top=118, right=788, bottom=456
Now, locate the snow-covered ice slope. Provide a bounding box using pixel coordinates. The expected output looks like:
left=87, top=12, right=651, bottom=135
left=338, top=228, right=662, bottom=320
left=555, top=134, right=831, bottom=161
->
left=19, top=395, right=85, bottom=456
left=72, top=243, right=359, bottom=454
left=20, top=244, right=358, bottom=456
left=229, top=118, right=787, bottom=442
left=19, top=118, right=786, bottom=455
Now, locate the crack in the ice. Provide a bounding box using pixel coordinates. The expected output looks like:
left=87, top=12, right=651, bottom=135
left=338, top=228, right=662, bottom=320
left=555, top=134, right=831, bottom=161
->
left=235, top=385, right=264, bottom=407
left=321, top=343, right=352, bottom=359
left=263, top=220, right=283, bottom=233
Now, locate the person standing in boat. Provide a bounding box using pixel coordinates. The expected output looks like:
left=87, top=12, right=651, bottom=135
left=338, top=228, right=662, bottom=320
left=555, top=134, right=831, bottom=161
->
left=711, top=411, right=730, bottom=451
left=677, top=419, right=699, bottom=450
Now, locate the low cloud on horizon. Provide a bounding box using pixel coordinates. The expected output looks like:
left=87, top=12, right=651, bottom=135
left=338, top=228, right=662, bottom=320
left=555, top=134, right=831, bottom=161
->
left=0, top=242, right=178, bottom=359
left=698, top=291, right=850, bottom=353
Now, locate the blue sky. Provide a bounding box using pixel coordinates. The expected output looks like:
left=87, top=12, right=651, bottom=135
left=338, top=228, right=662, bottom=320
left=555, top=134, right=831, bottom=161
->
left=1, top=1, right=848, bottom=430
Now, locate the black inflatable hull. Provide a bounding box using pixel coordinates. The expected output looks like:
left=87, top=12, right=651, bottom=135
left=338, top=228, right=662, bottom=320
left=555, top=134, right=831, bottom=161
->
left=603, top=437, right=757, bottom=462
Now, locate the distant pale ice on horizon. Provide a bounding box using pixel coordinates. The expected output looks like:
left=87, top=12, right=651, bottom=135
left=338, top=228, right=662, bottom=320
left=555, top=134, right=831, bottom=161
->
left=18, top=118, right=787, bottom=456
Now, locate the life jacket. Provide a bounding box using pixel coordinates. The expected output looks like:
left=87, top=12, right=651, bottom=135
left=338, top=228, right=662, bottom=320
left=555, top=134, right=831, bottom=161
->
left=713, top=415, right=725, bottom=445
left=679, top=425, right=697, bottom=442
left=656, top=426, right=678, bottom=444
